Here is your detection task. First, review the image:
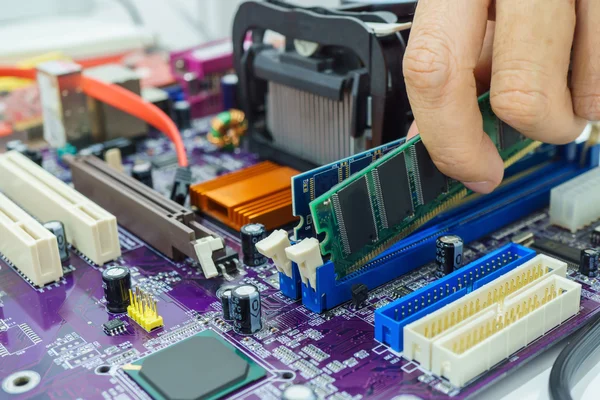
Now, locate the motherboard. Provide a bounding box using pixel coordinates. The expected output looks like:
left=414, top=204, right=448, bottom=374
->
left=2, top=2, right=600, bottom=399
left=1, top=126, right=600, bottom=400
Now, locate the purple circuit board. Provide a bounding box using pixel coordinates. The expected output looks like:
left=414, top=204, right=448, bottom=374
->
left=1, top=130, right=600, bottom=400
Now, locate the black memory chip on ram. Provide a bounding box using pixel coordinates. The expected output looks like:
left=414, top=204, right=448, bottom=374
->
left=413, top=140, right=448, bottom=204
left=333, top=177, right=378, bottom=254
left=499, top=121, right=523, bottom=150
left=375, top=152, right=414, bottom=227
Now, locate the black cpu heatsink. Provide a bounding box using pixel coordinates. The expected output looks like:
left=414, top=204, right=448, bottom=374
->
left=232, top=0, right=416, bottom=170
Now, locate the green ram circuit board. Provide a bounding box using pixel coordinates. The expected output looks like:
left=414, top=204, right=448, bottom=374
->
left=310, top=93, right=542, bottom=279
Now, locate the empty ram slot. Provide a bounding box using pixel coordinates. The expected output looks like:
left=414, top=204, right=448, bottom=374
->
left=431, top=275, right=580, bottom=387
left=0, top=192, right=63, bottom=286
left=403, top=254, right=566, bottom=370
left=375, top=244, right=535, bottom=352
left=0, top=151, right=120, bottom=265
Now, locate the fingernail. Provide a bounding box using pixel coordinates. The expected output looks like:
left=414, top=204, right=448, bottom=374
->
left=407, top=122, right=419, bottom=139
left=463, top=181, right=495, bottom=194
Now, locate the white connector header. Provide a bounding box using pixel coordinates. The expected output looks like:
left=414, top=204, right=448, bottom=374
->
left=550, top=167, right=600, bottom=232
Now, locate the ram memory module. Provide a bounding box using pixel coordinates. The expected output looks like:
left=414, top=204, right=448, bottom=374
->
left=310, top=93, right=542, bottom=279
left=292, top=138, right=405, bottom=241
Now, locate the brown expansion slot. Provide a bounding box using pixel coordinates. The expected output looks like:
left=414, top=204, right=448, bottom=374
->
left=190, top=161, right=299, bottom=231
left=64, top=154, right=225, bottom=278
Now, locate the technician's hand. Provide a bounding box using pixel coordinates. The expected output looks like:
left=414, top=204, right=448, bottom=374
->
left=404, top=0, right=596, bottom=193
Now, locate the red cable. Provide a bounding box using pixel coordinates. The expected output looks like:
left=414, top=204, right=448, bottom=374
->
left=0, top=67, right=36, bottom=80
left=0, top=66, right=188, bottom=167
left=81, top=76, right=188, bottom=167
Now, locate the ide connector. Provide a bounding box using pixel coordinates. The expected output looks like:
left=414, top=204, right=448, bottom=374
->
left=403, top=255, right=567, bottom=371
left=402, top=255, right=580, bottom=387
left=431, top=274, right=580, bottom=387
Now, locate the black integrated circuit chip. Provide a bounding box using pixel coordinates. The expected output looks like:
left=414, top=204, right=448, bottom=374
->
left=499, top=121, right=523, bottom=150
left=393, top=286, right=412, bottom=299
left=335, top=177, right=378, bottom=254
left=530, top=237, right=580, bottom=266
left=413, top=141, right=448, bottom=204
left=124, top=332, right=266, bottom=400
left=103, top=319, right=125, bottom=336
left=375, top=152, right=414, bottom=226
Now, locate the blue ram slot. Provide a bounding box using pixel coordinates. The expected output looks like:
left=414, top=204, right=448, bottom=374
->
left=292, top=138, right=404, bottom=240
left=279, top=263, right=302, bottom=300
left=374, top=243, right=535, bottom=351
left=421, top=142, right=598, bottom=231
left=288, top=158, right=589, bottom=313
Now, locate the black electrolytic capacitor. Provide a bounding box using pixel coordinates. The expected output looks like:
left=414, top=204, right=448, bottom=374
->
left=102, top=266, right=131, bottom=313
left=43, top=220, right=69, bottom=262
left=592, top=227, right=600, bottom=247
left=436, top=235, right=464, bottom=275
left=221, top=74, right=238, bottom=110
left=173, top=100, right=192, bottom=131
left=240, top=223, right=267, bottom=266
left=230, top=284, right=262, bottom=334
left=580, top=249, right=599, bottom=277
left=132, top=162, right=154, bottom=188
left=219, top=287, right=233, bottom=320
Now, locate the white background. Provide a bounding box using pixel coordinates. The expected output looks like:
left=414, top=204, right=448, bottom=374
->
left=0, top=0, right=339, bottom=51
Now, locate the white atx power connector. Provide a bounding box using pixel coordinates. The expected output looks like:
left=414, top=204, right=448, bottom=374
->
left=285, top=238, right=323, bottom=288
left=0, top=151, right=121, bottom=265
left=0, top=192, right=63, bottom=286
left=431, top=275, right=580, bottom=387
left=403, top=254, right=567, bottom=370
left=256, top=229, right=292, bottom=277
left=550, top=167, right=600, bottom=232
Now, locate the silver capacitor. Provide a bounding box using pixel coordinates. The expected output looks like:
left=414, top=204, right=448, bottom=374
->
left=44, top=220, right=69, bottom=262
left=230, top=284, right=262, bottom=334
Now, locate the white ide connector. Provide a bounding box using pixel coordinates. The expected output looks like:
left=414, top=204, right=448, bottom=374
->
left=0, top=192, right=63, bottom=286
left=403, top=254, right=567, bottom=370
left=0, top=151, right=121, bottom=265
left=550, top=167, right=600, bottom=232
left=431, top=274, right=580, bottom=387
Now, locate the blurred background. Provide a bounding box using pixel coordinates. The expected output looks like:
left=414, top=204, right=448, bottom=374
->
left=0, top=0, right=339, bottom=61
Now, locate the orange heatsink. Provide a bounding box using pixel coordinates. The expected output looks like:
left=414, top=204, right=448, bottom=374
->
left=190, top=161, right=299, bottom=230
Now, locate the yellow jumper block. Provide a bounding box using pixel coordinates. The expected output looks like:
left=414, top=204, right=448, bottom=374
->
left=127, top=287, right=164, bottom=332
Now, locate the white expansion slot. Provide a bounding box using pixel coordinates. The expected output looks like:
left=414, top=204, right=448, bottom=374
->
left=0, top=192, right=63, bottom=286
left=403, top=254, right=567, bottom=370
left=0, top=151, right=121, bottom=265
left=550, top=167, right=600, bottom=232
left=431, top=275, right=580, bottom=387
